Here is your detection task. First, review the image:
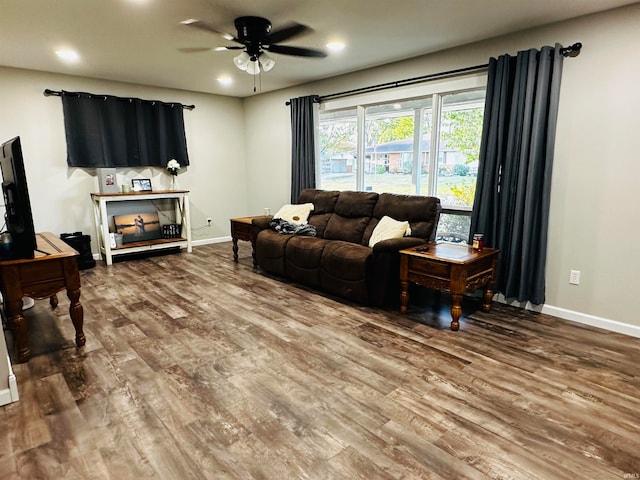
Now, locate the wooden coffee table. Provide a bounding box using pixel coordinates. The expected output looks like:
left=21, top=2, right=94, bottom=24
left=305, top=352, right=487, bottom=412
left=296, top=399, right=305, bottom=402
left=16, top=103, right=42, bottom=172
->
left=399, top=242, right=499, bottom=331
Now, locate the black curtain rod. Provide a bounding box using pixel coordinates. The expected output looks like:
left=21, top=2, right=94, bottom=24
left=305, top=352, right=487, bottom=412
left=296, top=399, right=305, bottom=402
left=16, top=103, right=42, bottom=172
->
left=285, top=63, right=487, bottom=106
left=43, top=89, right=196, bottom=110
left=286, top=42, right=582, bottom=106
left=315, top=63, right=488, bottom=104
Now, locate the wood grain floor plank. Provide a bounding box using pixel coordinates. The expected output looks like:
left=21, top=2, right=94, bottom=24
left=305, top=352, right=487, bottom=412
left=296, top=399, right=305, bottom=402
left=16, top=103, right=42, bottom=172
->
left=1, top=242, right=639, bottom=479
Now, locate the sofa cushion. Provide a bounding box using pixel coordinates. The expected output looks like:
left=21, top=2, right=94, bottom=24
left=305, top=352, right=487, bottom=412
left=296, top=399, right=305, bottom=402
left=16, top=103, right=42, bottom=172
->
left=255, top=230, right=293, bottom=276
left=285, top=236, right=330, bottom=288
left=334, top=191, right=379, bottom=217
left=368, top=215, right=410, bottom=247
left=320, top=241, right=372, bottom=304
left=298, top=189, right=339, bottom=214
left=373, top=193, right=441, bottom=240
left=308, top=213, right=333, bottom=238
left=273, top=203, right=314, bottom=225
left=323, top=215, right=370, bottom=244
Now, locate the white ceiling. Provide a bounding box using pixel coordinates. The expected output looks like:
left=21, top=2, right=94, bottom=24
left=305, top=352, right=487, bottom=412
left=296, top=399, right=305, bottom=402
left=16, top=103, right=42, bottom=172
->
left=1, top=0, right=635, bottom=98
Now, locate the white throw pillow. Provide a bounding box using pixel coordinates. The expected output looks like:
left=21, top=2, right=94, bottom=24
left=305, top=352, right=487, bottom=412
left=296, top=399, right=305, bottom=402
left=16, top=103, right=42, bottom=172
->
left=369, top=215, right=410, bottom=247
left=273, top=203, right=314, bottom=226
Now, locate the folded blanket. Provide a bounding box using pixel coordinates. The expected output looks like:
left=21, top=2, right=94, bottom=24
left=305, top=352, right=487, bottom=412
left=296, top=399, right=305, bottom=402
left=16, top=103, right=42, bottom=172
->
left=269, top=218, right=317, bottom=236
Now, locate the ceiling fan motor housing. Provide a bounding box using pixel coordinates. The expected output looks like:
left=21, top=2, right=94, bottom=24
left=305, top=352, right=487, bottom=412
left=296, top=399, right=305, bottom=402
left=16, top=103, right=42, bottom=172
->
left=234, top=16, right=272, bottom=57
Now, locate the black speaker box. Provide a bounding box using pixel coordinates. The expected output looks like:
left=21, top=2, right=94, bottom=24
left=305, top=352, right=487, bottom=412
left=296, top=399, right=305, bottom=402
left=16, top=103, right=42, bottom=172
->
left=60, top=232, right=96, bottom=269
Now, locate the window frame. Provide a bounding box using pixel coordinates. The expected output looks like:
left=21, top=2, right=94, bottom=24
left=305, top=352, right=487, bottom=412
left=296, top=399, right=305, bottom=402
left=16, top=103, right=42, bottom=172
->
left=318, top=73, right=486, bottom=203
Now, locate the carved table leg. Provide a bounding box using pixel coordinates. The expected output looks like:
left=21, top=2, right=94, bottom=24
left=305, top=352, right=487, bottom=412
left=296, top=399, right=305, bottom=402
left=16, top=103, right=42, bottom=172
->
left=6, top=299, right=30, bottom=362
left=400, top=280, right=409, bottom=313
left=483, top=284, right=494, bottom=312
left=251, top=239, right=258, bottom=267
left=67, top=287, right=86, bottom=347
left=232, top=237, right=239, bottom=262
left=450, top=293, right=463, bottom=331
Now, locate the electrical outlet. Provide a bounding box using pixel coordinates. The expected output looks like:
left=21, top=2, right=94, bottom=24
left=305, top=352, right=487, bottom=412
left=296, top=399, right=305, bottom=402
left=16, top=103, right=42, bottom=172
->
left=569, top=269, right=580, bottom=285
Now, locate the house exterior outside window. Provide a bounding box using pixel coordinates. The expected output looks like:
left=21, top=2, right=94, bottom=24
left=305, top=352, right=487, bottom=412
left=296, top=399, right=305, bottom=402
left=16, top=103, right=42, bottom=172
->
left=318, top=74, right=486, bottom=242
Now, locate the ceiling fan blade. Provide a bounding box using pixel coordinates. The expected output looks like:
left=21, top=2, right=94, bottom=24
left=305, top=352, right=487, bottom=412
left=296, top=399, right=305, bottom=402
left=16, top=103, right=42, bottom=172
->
left=267, top=22, right=311, bottom=44
left=267, top=44, right=327, bottom=58
left=178, top=47, right=214, bottom=53
left=214, top=46, right=245, bottom=51
left=181, top=19, right=239, bottom=42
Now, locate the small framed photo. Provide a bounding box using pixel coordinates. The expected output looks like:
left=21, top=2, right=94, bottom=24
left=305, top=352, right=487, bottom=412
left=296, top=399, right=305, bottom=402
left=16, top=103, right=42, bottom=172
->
left=131, top=178, right=152, bottom=192
left=97, top=168, right=119, bottom=193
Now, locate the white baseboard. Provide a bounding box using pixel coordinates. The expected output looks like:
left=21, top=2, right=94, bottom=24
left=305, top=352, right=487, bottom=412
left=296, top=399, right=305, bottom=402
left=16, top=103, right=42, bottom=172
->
left=540, top=304, right=640, bottom=338
left=493, top=294, right=640, bottom=338
left=0, top=355, right=19, bottom=406
left=192, top=236, right=231, bottom=247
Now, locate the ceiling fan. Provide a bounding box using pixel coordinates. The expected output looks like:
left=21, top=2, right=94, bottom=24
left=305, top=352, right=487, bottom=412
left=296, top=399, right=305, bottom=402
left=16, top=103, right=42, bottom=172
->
left=182, top=16, right=327, bottom=75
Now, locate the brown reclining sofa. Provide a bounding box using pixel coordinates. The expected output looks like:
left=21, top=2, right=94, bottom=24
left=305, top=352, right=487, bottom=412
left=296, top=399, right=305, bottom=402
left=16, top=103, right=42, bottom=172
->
left=252, top=188, right=441, bottom=306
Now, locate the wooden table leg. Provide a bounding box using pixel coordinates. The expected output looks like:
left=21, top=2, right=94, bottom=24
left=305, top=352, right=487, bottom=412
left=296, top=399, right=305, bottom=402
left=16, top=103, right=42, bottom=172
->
left=400, top=280, right=409, bottom=313
left=67, top=287, right=86, bottom=347
left=483, top=284, right=494, bottom=312
left=251, top=239, right=258, bottom=267
left=399, top=255, right=409, bottom=313
left=6, top=299, right=30, bottom=362
left=62, top=257, right=85, bottom=348
left=450, top=293, right=462, bottom=331
left=232, top=237, right=239, bottom=261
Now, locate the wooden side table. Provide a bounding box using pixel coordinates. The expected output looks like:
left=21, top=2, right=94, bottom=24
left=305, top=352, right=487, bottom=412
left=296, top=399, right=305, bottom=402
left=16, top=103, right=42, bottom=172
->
left=230, top=216, right=270, bottom=263
left=0, top=232, right=85, bottom=362
left=399, top=243, right=499, bottom=331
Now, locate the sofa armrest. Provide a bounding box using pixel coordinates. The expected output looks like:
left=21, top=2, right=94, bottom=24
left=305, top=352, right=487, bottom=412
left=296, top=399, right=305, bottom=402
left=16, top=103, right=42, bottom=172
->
left=252, top=216, right=272, bottom=230
left=252, top=216, right=273, bottom=239
left=371, top=236, right=425, bottom=253
left=368, top=236, right=426, bottom=306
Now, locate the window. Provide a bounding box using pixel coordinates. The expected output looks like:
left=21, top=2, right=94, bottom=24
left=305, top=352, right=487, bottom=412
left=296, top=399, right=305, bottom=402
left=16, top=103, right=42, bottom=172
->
left=318, top=77, right=485, bottom=242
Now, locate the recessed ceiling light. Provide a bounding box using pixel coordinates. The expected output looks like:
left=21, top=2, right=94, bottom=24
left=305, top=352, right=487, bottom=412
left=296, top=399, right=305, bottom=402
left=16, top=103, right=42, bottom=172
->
left=326, top=42, right=345, bottom=53
left=55, top=49, right=80, bottom=63
left=217, top=75, right=233, bottom=86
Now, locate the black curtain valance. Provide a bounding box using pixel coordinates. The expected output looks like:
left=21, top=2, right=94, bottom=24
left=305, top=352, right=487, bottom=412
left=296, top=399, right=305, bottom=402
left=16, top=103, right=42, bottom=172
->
left=54, top=90, right=190, bottom=168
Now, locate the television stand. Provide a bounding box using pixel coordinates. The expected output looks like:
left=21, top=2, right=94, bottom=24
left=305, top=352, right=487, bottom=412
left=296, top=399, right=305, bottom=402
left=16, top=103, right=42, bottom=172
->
left=0, top=232, right=85, bottom=362
left=90, top=190, right=192, bottom=265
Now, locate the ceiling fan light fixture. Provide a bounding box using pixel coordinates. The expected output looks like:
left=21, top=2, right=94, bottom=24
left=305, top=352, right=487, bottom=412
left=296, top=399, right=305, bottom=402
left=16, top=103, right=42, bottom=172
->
left=233, top=52, right=250, bottom=71
left=246, top=58, right=260, bottom=75
left=260, top=53, right=275, bottom=72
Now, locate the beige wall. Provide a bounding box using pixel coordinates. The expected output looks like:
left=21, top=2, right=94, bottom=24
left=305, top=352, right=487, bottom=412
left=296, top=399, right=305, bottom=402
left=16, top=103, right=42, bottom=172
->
left=242, top=4, right=640, bottom=332
left=0, top=67, right=248, bottom=246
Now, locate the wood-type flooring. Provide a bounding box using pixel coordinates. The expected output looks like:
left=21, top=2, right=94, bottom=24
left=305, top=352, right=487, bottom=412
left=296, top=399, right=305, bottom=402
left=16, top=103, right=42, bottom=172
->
left=1, top=242, right=639, bottom=479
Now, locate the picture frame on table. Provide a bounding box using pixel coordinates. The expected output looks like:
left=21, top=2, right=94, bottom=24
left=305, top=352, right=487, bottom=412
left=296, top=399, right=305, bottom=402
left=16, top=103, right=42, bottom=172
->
left=113, top=212, right=162, bottom=243
left=131, top=178, right=152, bottom=192
left=97, top=168, right=119, bottom=193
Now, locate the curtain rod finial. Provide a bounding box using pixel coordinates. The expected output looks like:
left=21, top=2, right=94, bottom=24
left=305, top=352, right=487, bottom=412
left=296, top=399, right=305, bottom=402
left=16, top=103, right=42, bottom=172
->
left=561, top=42, right=582, bottom=57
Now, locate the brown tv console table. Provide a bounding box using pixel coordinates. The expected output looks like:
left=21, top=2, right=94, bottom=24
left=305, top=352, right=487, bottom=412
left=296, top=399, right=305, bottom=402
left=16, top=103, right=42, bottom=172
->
left=399, top=243, right=499, bottom=331
left=0, top=232, right=85, bottom=362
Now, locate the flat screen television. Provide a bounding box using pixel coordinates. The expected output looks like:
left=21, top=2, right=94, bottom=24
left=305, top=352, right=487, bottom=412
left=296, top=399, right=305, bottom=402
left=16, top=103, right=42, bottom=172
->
left=1, top=136, right=36, bottom=259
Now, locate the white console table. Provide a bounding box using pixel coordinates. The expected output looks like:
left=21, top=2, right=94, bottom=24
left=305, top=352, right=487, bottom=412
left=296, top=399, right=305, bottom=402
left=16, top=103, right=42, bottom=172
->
left=90, top=190, right=192, bottom=265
